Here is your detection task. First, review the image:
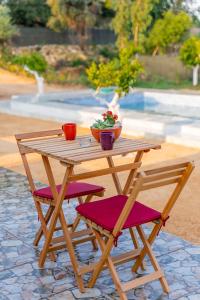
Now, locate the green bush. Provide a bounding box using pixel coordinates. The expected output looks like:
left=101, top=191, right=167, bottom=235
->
left=69, top=59, right=88, bottom=67
left=99, top=46, right=117, bottom=59
left=11, top=52, right=48, bottom=73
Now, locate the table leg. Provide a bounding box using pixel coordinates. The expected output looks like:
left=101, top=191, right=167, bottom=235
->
left=38, top=156, right=85, bottom=291
left=59, top=209, right=85, bottom=292
left=38, top=156, right=73, bottom=265
left=123, top=151, right=144, bottom=195
left=107, top=156, right=123, bottom=194
left=33, top=205, right=54, bottom=246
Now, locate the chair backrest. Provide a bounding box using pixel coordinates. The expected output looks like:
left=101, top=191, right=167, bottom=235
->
left=15, top=129, right=63, bottom=193
left=113, top=161, right=194, bottom=237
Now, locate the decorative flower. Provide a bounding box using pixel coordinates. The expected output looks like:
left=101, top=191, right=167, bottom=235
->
left=92, top=111, right=121, bottom=129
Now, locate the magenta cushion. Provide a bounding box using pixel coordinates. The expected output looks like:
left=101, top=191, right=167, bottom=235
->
left=76, top=195, right=161, bottom=232
left=33, top=182, right=104, bottom=200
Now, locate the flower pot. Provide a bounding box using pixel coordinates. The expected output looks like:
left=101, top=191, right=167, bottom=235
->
left=90, top=126, right=122, bottom=143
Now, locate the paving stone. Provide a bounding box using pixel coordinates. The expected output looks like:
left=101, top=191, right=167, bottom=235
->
left=188, top=295, right=200, bottom=300
left=72, top=288, right=101, bottom=298
left=1, top=168, right=200, bottom=300
left=49, top=290, right=75, bottom=300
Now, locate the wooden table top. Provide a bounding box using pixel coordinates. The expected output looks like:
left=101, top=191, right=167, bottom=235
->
left=19, top=135, right=161, bottom=165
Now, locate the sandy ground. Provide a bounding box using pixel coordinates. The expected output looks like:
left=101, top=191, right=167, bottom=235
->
left=1, top=112, right=200, bottom=244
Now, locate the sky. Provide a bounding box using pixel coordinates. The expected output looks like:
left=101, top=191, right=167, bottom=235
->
left=185, top=0, right=200, bottom=19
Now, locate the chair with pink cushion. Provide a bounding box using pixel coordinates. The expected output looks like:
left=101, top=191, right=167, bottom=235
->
left=76, top=161, right=194, bottom=300
left=15, top=129, right=105, bottom=261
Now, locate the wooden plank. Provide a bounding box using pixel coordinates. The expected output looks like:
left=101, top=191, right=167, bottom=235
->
left=143, top=170, right=184, bottom=183
left=52, top=142, right=145, bottom=162
left=15, top=129, right=63, bottom=141
left=30, top=137, right=138, bottom=153
left=78, top=249, right=140, bottom=275
left=144, top=162, right=190, bottom=176
left=64, top=144, right=160, bottom=162
left=141, top=178, right=179, bottom=190
left=122, top=270, right=163, bottom=292
left=68, top=162, right=141, bottom=181
left=19, top=135, right=161, bottom=164
left=20, top=145, right=79, bottom=165
left=19, top=134, right=92, bottom=147
left=30, top=138, right=138, bottom=154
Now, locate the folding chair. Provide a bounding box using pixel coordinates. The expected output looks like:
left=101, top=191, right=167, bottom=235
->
left=76, top=161, right=194, bottom=300
left=15, top=129, right=105, bottom=261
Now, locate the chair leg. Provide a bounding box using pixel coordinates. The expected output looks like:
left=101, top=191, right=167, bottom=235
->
left=94, top=230, right=128, bottom=300
left=132, top=223, right=161, bottom=273
left=72, top=195, right=98, bottom=251
left=33, top=205, right=54, bottom=246
left=129, top=228, right=145, bottom=271
left=59, top=209, right=85, bottom=292
left=35, top=201, right=57, bottom=262
left=136, top=225, right=169, bottom=293
left=88, top=234, right=114, bottom=288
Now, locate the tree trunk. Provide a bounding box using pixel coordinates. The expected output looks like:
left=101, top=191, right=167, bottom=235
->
left=193, top=65, right=199, bottom=86
left=108, top=93, right=120, bottom=117
left=94, top=89, right=121, bottom=119
left=152, top=46, right=159, bottom=56
left=134, top=23, right=139, bottom=48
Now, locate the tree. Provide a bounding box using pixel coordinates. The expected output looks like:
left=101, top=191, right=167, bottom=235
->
left=0, top=0, right=50, bottom=27
left=150, top=0, right=172, bottom=28
left=180, top=36, right=200, bottom=86
left=106, top=0, right=132, bottom=49
left=148, top=10, right=192, bottom=55
left=107, top=0, right=163, bottom=51
left=47, top=0, right=102, bottom=50
left=131, top=0, right=158, bottom=48
left=87, top=46, right=143, bottom=115
left=0, top=5, right=17, bottom=46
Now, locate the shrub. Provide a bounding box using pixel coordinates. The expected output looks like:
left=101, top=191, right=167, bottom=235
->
left=11, top=52, right=48, bottom=73
left=99, top=46, right=117, bottom=59
left=0, top=5, right=18, bottom=46
left=70, top=59, right=88, bottom=67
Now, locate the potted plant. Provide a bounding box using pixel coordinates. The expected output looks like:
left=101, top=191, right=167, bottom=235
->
left=91, top=110, right=122, bottom=142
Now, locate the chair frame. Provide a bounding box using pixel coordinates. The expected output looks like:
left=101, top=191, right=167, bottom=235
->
left=77, top=161, right=194, bottom=300
left=15, top=129, right=104, bottom=261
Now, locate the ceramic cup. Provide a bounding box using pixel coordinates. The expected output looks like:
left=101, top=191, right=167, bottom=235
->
left=62, top=123, right=76, bottom=140
left=100, top=131, right=114, bottom=150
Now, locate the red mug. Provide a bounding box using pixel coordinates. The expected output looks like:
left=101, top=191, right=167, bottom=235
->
left=62, top=123, right=76, bottom=140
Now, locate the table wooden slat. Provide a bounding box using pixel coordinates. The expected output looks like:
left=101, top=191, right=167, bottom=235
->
left=19, top=135, right=161, bottom=165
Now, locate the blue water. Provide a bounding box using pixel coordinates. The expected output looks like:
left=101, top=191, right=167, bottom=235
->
left=52, top=93, right=200, bottom=120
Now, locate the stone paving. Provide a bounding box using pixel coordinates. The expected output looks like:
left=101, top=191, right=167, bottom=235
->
left=0, top=167, right=200, bottom=300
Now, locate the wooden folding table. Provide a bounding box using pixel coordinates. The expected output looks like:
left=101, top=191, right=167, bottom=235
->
left=19, top=134, right=161, bottom=291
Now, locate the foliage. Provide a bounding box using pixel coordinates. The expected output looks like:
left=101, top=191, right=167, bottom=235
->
left=107, top=0, right=132, bottom=49
left=87, top=46, right=143, bottom=95
left=47, top=0, right=103, bottom=50
left=180, top=37, right=200, bottom=67
left=150, top=0, right=172, bottom=23
left=106, top=0, right=164, bottom=50
left=131, top=0, right=158, bottom=48
left=92, top=110, right=119, bottom=129
left=0, top=0, right=50, bottom=27
left=0, top=5, right=18, bottom=45
left=99, top=46, right=117, bottom=59
left=147, top=10, right=192, bottom=55
left=135, top=75, right=192, bottom=89
left=11, top=52, right=48, bottom=73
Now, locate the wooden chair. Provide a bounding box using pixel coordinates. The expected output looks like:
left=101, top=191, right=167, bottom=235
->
left=76, top=161, right=194, bottom=300
left=15, top=129, right=105, bottom=261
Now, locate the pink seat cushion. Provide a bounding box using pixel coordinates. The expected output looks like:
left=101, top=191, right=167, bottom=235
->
left=76, top=195, right=161, bottom=232
left=33, top=182, right=104, bottom=200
